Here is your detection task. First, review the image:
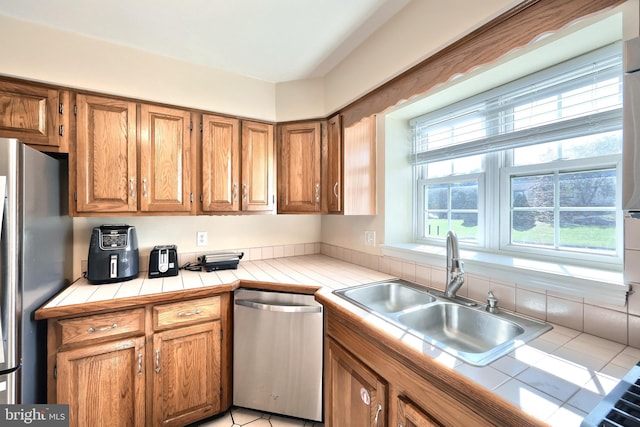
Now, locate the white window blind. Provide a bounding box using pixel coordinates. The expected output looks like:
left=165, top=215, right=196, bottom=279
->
left=411, top=43, right=622, bottom=164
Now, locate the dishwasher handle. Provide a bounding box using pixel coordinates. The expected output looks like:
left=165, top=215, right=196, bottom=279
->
left=235, top=298, right=322, bottom=313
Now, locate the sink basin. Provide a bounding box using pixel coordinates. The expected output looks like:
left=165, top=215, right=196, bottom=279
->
left=397, top=303, right=524, bottom=353
left=334, top=280, right=552, bottom=366
left=339, top=282, right=436, bottom=313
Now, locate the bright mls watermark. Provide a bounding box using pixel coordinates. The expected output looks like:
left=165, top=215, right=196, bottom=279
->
left=0, top=405, right=68, bottom=426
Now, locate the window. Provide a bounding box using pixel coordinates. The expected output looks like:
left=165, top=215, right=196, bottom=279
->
left=411, top=43, right=623, bottom=266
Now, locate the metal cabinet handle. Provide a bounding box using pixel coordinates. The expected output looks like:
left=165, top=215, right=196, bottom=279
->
left=333, top=182, right=339, bottom=198
left=374, top=403, right=382, bottom=427
left=155, top=350, right=160, bottom=373
left=235, top=299, right=322, bottom=313
left=137, top=352, right=143, bottom=376
left=315, top=183, right=320, bottom=202
left=233, top=183, right=238, bottom=200
left=129, top=178, right=136, bottom=198
left=177, top=308, right=202, bottom=317
left=243, top=183, right=248, bottom=201
left=142, top=178, right=148, bottom=198
left=87, top=323, right=117, bottom=333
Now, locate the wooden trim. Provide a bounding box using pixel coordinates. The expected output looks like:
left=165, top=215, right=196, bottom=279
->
left=340, top=0, right=627, bottom=127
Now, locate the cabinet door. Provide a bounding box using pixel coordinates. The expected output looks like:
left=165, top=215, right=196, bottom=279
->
left=75, top=94, right=137, bottom=213
left=140, top=104, right=193, bottom=212
left=201, top=114, right=240, bottom=212
left=0, top=80, right=63, bottom=149
left=242, top=121, right=274, bottom=212
left=327, top=114, right=343, bottom=213
left=56, top=336, right=145, bottom=427
left=398, top=396, right=442, bottom=427
left=278, top=122, right=321, bottom=213
left=153, top=321, right=221, bottom=427
left=343, top=115, right=376, bottom=215
left=327, top=339, right=387, bottom=427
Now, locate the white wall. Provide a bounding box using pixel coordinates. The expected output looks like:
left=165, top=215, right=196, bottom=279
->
left=73, top=215, right=321, bottom=278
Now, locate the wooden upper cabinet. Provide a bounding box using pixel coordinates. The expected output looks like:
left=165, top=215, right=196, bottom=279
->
left=343, top=115, right=376, bottom=215
left=75, top=94, right=137, bottom=213
left=140, top=104, right=193, bottom=213
left=201, top=114, right=240, bottom=212
left=199, top=117, right=274, bottom=213
left=326, top=114, right=343, bottom=214
left=242, top=120, right=274, bottom=212
left=0, top=79, right=70, bottom=152
left=278, top=121, right=322, bottom=213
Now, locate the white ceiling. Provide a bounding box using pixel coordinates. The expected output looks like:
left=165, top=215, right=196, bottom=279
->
left=0, top=0, right=410, bottom=83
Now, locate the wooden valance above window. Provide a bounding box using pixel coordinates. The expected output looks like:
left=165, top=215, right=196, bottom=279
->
left=340, top=0, right=628, bottom=127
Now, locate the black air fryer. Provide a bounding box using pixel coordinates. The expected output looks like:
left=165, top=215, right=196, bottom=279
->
left=87, top=225, right=139, bottom=284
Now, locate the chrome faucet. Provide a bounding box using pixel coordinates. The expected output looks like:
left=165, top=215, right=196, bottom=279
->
left=445, top=230, right=465, bottom=298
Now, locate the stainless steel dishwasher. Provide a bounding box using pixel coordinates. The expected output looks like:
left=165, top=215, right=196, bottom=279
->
left=233, top=289, right=323, bottom=422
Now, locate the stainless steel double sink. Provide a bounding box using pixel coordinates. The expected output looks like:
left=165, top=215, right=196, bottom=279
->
left=334, top=279, right=552, bottom=366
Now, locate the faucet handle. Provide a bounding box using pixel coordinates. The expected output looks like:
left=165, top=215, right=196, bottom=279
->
left=486, top=291, right=499, bottom=313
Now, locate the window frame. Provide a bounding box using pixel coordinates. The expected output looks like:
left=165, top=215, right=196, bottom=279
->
left=411, top=43, right=623, bottom=269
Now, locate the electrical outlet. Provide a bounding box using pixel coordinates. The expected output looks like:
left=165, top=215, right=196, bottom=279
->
left=196, top=231, right=208, bottom=247
left=364, top=231, right=376, bottom=247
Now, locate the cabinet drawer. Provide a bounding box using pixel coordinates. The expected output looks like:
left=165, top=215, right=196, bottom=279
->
left=57, top=308, right=145, bottom=346
left=153, top=296, right=220, bottom=330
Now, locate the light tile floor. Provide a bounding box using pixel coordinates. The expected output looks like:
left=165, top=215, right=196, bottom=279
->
left=195, top=407, right=324, bottom=427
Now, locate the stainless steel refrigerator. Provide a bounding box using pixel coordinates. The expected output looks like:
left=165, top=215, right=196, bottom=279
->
left=0, top=138, right=72, bottom=403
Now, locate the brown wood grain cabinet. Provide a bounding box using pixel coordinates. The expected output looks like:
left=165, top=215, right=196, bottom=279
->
left=200, top=116, right=274, bottom=213
left=241, top=120, right=275, bottom=212
left=0, top=79, right=70, bottom=153
left=326, top=115, right=342, bottom=214
left=74, top=94, right=138, bottom=213
left=47, top=295, right=231, bottom=427
left=397, top=396, right=442, bottom=427
left=326, top=338, right=387, bottom=427
left=74, top=95, right=195, bottom=215
left=278, top=121, right=322, bottom=213
left=200, top=114, right=241, bottom=212
left=140, top=104, right=193, bottom=213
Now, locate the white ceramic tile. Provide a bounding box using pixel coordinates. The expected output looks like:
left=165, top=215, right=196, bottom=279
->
left=515, top=288, right=546, bottom=319
left=249, top=247, right=263, bottom=261
left=551, top=347, right=609, bottom=372
left=516, top=366, right=581, bottom=402
left=545, top=404, right=588, bottom=427
left=625, top=217, right=640, bottom=250
left=510, top=344, right=548, bottom=366
left=414, top=264, right=430, bottom=286
left=454, top=364, right=509, bottom=390
left=566, top=388, right=605, bottom=414
left=629, top=314, right=640, bottom=348
left=624, top=249, right=640, bottom=286
left=547, top=296, right=583, bottom=331
left=583, top=305, right=628, bottom=345
left=533, top=355, right=593, bottom=387
left=272, top=245, right=285, bottom=258
left=627, top=289, right=640, bottom=316
left=400, top=261, right=416, bottom=281
left=198, top=411, right=233, bottom=426
left=490, top=355, right=529, bottom=377
left=562, top=334, right=625, bottom=363
left=489, top=281, right=516, bottom=311
left=430, top=266, right=446, bottom=290
left=493, top=378, right=562, bottom=421
left=270, top=415, right=307, bottom=426
left=466, top=274, right=490, bottom=304
left=230, top=408, right=263, bottom=425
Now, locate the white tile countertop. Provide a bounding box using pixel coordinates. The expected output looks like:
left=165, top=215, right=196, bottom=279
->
left=36, top=254, right=640, bottom=426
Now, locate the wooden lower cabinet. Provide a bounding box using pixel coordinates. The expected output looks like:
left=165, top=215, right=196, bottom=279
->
left=326, top=339, right=387, bottom=427
left=48, top=294, right=231, bottom=427
left=152, top=321, right=221, bottom=426
left=57, top=336, right=146, bottom=427
left=397, top=396, right=442, bottom=427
